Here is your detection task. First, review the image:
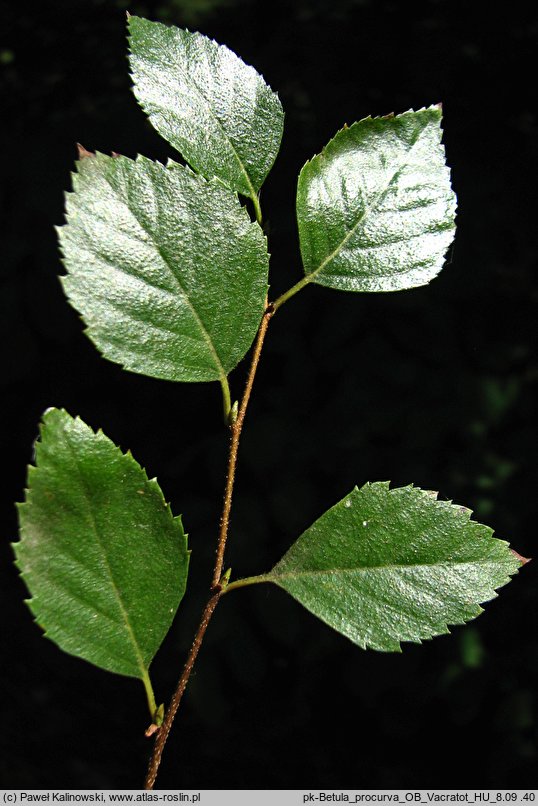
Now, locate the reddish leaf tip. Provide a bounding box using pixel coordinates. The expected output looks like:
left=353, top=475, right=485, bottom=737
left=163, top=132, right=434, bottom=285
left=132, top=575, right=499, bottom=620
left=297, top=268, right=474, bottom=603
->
left=510, top=549, right=531, bottom=566
left=76, top=144, right=95, bottom=160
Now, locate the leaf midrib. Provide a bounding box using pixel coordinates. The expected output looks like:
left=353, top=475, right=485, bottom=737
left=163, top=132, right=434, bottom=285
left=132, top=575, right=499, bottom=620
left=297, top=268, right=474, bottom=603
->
left=101, top=166, right=229, bottom=385
left=62, top=424, right=149, bottom=678
left=303, top=122, right=427, bottom=282
left=138, top=32, right=259, bottom=199
left=270, top=557, right=511, bottom=581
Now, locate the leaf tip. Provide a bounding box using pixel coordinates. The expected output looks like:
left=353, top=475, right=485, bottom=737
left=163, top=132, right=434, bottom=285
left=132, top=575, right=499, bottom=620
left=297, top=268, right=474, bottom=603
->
left=76, top=144, right=95, bottom=161
left=510, top=549, right=531, bottom=567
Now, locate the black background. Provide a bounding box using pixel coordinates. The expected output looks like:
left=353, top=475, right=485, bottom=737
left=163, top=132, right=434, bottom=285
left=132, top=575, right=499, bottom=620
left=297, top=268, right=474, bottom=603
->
left=1, top=0, right=537, bottom=790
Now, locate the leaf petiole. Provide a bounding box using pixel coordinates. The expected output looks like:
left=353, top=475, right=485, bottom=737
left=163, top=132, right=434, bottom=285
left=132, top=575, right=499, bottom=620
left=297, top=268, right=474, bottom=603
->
left=141, top=669, right=159, bottom=723
left=224, top=574, right=270, bottom=593
left=272, top=274, right=312, bottom=312
left=250, top=192, right=263, bottom=227
left=220, top=377, right=233, bottom=425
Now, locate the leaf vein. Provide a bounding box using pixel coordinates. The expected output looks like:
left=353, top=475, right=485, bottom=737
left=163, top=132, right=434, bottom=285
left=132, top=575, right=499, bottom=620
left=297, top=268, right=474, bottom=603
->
left=60, top=424, right=149, bottom=678
left=145, top=46, right=257, bottom=199
left=306, top=123, right=430, bottom=280
left=272, top=559, right=511, bottom=579
left=100, top=168, right=229, bottom=385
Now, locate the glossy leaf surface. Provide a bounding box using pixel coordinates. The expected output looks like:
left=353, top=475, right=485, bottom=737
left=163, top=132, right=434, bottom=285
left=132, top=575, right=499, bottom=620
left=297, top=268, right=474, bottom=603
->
left=58, top=152, right=268, bottom=383
left=14, top=409, right=189, bottom=679
left=262, top=482, right=520, bottom=651
left=128, top=15, right=284, bottom=197
left=297, top=107, right=456, bottom=292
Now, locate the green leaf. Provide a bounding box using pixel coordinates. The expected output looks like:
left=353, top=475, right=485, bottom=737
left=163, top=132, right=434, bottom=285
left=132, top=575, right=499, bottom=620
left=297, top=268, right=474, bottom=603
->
left=296, top=106, right=456, bottom=292
left=14, top=408, right=189, bottom=681
left=251, top=482, right=521, bottom=651
left=128, top=15, right=284, bottom=198
left=58, top=151, right=268, bottom=384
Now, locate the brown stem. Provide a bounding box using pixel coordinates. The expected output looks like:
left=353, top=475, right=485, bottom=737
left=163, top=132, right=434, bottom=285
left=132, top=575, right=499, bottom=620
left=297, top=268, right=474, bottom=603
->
left=212, top=303, right=274, bottom=589
left=144, top=304, right=274, bottom=789
left=144, top=591, right=221, bottom=789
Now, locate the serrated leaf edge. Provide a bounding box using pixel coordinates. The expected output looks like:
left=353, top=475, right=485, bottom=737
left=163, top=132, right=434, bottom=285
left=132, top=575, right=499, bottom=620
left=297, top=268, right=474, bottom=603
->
left=297, top=105, right=456, bottom=289
left=58, top=151, right=268, bottom=384
left=13, top=408, right=189, bottom=678
left=227, top=480, right=522, bottom=652
left=127, top=15, right=283, bottom=197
